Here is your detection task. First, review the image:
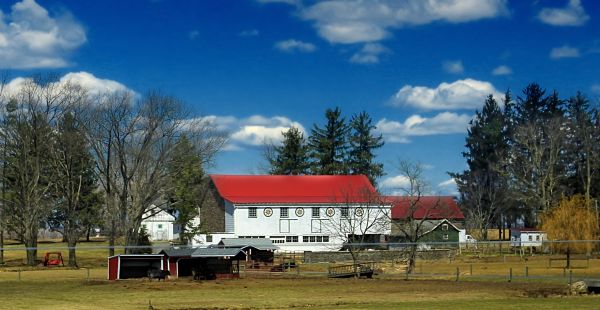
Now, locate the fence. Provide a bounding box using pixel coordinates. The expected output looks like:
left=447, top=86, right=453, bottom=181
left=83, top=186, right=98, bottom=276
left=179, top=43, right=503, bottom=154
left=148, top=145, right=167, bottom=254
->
left=1, top=240, right=599, bottom=285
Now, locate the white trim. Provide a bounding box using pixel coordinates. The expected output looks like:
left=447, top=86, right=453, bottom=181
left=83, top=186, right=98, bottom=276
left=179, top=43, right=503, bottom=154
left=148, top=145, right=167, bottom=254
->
left=117, top=256, right=121, bottom=280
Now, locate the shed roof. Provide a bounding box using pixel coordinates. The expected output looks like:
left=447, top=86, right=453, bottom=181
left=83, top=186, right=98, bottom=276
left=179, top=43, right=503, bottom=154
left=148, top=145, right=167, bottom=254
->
left=160, top=248, right=196, bottom=257
left=210, top=174, right=379, bottom=204
left=217, top=238, right=278, bottom=251
left=160, top=247, right=244, bottom=258
left=386, top=196, right=464, bottom=220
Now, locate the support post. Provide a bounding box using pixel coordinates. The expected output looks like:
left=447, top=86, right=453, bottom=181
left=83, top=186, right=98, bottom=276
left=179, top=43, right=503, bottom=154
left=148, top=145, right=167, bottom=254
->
left=525, top=265, right=528, bottom=278
left=455, top=267, right=459, bottom=282
left=508, top=268, right=512, bottom=282
left=470, top=264, right=473, bottom=276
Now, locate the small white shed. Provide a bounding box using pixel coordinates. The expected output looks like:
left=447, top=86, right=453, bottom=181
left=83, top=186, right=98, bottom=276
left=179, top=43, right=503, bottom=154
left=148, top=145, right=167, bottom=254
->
left=510, top=228, right=547, bottom=247
left=141, top=209, right=178, bottom=241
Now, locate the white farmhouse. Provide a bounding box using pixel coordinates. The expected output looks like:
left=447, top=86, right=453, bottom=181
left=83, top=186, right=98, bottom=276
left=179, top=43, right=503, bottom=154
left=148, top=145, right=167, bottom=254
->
left=141, top=208, right=178, bottom=241
left=191, top=175, right=392, bottom=252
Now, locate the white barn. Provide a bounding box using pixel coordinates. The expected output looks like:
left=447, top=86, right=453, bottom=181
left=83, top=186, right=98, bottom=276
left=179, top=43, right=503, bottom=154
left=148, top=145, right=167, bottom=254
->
left=191, top=175, right=392, bottom=252
left=141, top=208, right=178, bottom=241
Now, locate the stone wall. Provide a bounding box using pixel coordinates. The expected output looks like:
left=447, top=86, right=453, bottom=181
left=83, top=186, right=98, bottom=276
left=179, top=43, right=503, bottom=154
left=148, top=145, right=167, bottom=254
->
left=302, top=249, right=453, bottom=263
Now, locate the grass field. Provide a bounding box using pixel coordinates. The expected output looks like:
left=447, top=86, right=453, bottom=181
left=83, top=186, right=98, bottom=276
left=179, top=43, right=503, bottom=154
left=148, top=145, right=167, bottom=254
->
left=1, top=241, right=600, bottom=309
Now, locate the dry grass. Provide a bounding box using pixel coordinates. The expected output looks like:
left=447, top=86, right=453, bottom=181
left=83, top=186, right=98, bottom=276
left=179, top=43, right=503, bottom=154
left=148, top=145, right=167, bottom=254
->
left=1, top=275, right=599, bottom=309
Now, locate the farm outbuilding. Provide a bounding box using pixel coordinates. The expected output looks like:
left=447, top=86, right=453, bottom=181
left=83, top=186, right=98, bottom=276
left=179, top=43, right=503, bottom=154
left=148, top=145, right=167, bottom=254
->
left=107, top=254, right=168, bottom=280
left=160, top=247, right=247, bottom=279
left=510, top=228, right=547, bottom=248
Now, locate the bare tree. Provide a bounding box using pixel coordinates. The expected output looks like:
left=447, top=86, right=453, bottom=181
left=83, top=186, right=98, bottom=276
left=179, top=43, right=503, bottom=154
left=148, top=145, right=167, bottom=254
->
left=0, top=75, right=72, bottom=265
left=509, top=117, right=566, bottom=223
left=82, top=91, right=226, bottom=253
left=322, top=186, right=389, bottom=277
left=387, top=160, right=452, bottom=273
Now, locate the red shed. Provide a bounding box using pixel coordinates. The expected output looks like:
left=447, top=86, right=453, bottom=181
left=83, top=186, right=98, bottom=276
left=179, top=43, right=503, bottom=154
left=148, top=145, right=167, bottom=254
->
left=107, top=254, right=168, bottom=280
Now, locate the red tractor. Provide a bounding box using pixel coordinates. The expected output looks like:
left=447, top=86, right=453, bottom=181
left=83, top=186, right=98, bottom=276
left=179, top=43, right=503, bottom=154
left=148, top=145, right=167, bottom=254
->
left=43, top=252, right=64, bottom=267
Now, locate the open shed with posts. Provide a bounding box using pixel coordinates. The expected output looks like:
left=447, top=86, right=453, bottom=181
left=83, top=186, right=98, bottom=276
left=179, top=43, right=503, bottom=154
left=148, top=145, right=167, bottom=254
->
left=217, top=238, right=277, bottom=267
left=107, top=254, right=168, bottom=280
left=160, top=247, right=247, bottom=279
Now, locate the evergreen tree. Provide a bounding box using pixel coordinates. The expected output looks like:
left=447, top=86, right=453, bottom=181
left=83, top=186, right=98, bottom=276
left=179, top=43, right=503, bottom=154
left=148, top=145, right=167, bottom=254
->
left=269, top=127, right=309, bottom=175
left=48, top=112, right=101, bottom=267
left=167, top=135, right=205, bottom=244
left=451, top=94, right=509, bottom=240
left=348, top=111, right=384, bottom=185
left=308, top=107, right=349, bottom=175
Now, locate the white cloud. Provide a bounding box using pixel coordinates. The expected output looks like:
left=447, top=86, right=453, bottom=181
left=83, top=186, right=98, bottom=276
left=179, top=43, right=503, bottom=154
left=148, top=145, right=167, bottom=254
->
left=549, top=45, right=580, bottom=59
left=492, top=65, right=512, bottom=75
left=376, top=112, right=473, bottom=143
left=0, top=0, right=86, bottom=69
left=380, top=175, right=411, bottom=192
left=239, top=29, right=259, bottom=37
left=538, top=0, right=589, bottom=26
left=274, top=39, right=317, bottom=53
left=198, top=115, right=306, bottom=151
left=2, top=71, right=132, bottom=98
left=443, top=60, right=464, bottom=74
left=438, top=178, right=458, bottom=195
left=300, top=0, right=508, bottom=44
left=390, top=79, right=501, bottom=110
left=591, top=84, right=600, bottom=94
left=350, top=43, right=390, bottom=64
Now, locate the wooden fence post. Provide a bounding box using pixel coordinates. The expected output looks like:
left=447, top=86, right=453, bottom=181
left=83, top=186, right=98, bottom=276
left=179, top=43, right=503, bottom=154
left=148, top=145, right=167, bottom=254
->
left=508, top=268, right=512, bottom=282
left=455, top=267, right=459, bottom=282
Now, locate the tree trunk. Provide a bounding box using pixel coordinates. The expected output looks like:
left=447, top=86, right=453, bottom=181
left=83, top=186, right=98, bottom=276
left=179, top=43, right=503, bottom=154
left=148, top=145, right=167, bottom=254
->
left=25, top=234, right=38, bottom=266
left=407, top=243, right=417, bottom=273
left=67, top=238, right=78, bottom=268
left=85, top=226, right=91, bottom=242
left=0, top=227, right=4, bottom=265
left=108, top=220, right=115, bottom=257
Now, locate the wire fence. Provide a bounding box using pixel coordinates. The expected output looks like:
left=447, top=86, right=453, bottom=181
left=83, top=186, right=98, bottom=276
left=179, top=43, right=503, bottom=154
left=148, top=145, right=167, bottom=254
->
left=0, top=240, right=599, bottom=286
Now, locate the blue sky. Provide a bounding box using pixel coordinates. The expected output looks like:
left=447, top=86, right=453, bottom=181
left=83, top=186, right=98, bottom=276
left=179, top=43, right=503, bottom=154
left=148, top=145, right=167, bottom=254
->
left=1, top=0, right=599, bottom=195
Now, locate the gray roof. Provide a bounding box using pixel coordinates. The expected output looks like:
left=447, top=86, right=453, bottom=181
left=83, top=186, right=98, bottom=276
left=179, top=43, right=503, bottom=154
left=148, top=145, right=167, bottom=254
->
left=159, top=247, right=245, bottom=258
left=190, top=247, right=244, bottom=258
left=218, top=238, right=278, bottom=251
left=160, top=248, right=196, bottom=257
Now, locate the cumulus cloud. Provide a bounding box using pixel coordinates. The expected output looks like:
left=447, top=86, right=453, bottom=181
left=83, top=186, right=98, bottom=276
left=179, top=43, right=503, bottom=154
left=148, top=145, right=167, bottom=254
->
left=274, top=39, right=317, bottom=53
left=197, top=115, right=306, bottom=151
left=443, top=60, right=464, bottom=74
left=389, top=79, right=501, bottom=110
left=538, top=0, right=589, bottom=26
left=438, top=178, right=458, bottom=195
left=0, top=0, right=86, bottom=69
left=550, top=45, right=580, bottom=59
left=492, top=65, right=512, bottom=75
left=350, top=43, right=390, bottom=64
left=376, top=112, right=472, bottom=143
left=300, top=0, right=508, bottom=44
left=380, top=175, right=411, bottom=193
left=2, top=71, right=132, bottom=98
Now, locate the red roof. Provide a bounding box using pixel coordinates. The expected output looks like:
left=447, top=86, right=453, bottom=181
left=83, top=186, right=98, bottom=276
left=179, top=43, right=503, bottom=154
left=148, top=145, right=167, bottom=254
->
left=386, top=196, right=464, bottom=220
left=210, top=175, right=380, bottom=204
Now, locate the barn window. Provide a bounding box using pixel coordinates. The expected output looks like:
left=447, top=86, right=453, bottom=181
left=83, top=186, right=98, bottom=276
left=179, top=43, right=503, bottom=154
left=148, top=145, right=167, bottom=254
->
left=248, top=207, right=257, bottom=218
left=312, top=207, right=320, bottom=218
left=323, top=236, right=329, bottom=242
left=286, top=236, right=298, bottom=243
left=341, top=207, right=349, bottom=217
left=281, top=207, right=289, bottom=218
left=316, top=236, right=323, bottom=242
left=536, top=235, right=540, bottom=241
left=528, top=235, right=533, bottom=241
left=157, top=224, right=163, bottom=229
left=442, top=224, right=448, bottom=231
left=303, top=236, right=308, bottom=242
left=443, top=234, right=449, bottom=240
left=206, top=235, right=213, bottom=242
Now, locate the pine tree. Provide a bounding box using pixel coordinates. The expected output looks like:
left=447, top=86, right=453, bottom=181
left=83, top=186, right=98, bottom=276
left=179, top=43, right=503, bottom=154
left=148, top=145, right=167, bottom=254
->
left=348, top=111, right=384, bottom=185
left=167, top=135, right=205, bottom=244
left=49, top=112, right=101, bottom=267
left=308, top=107, right=349, bottom=175
left=269, top=127, right=309, bottom=175
left=451, top=94, right=509, bottom=240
